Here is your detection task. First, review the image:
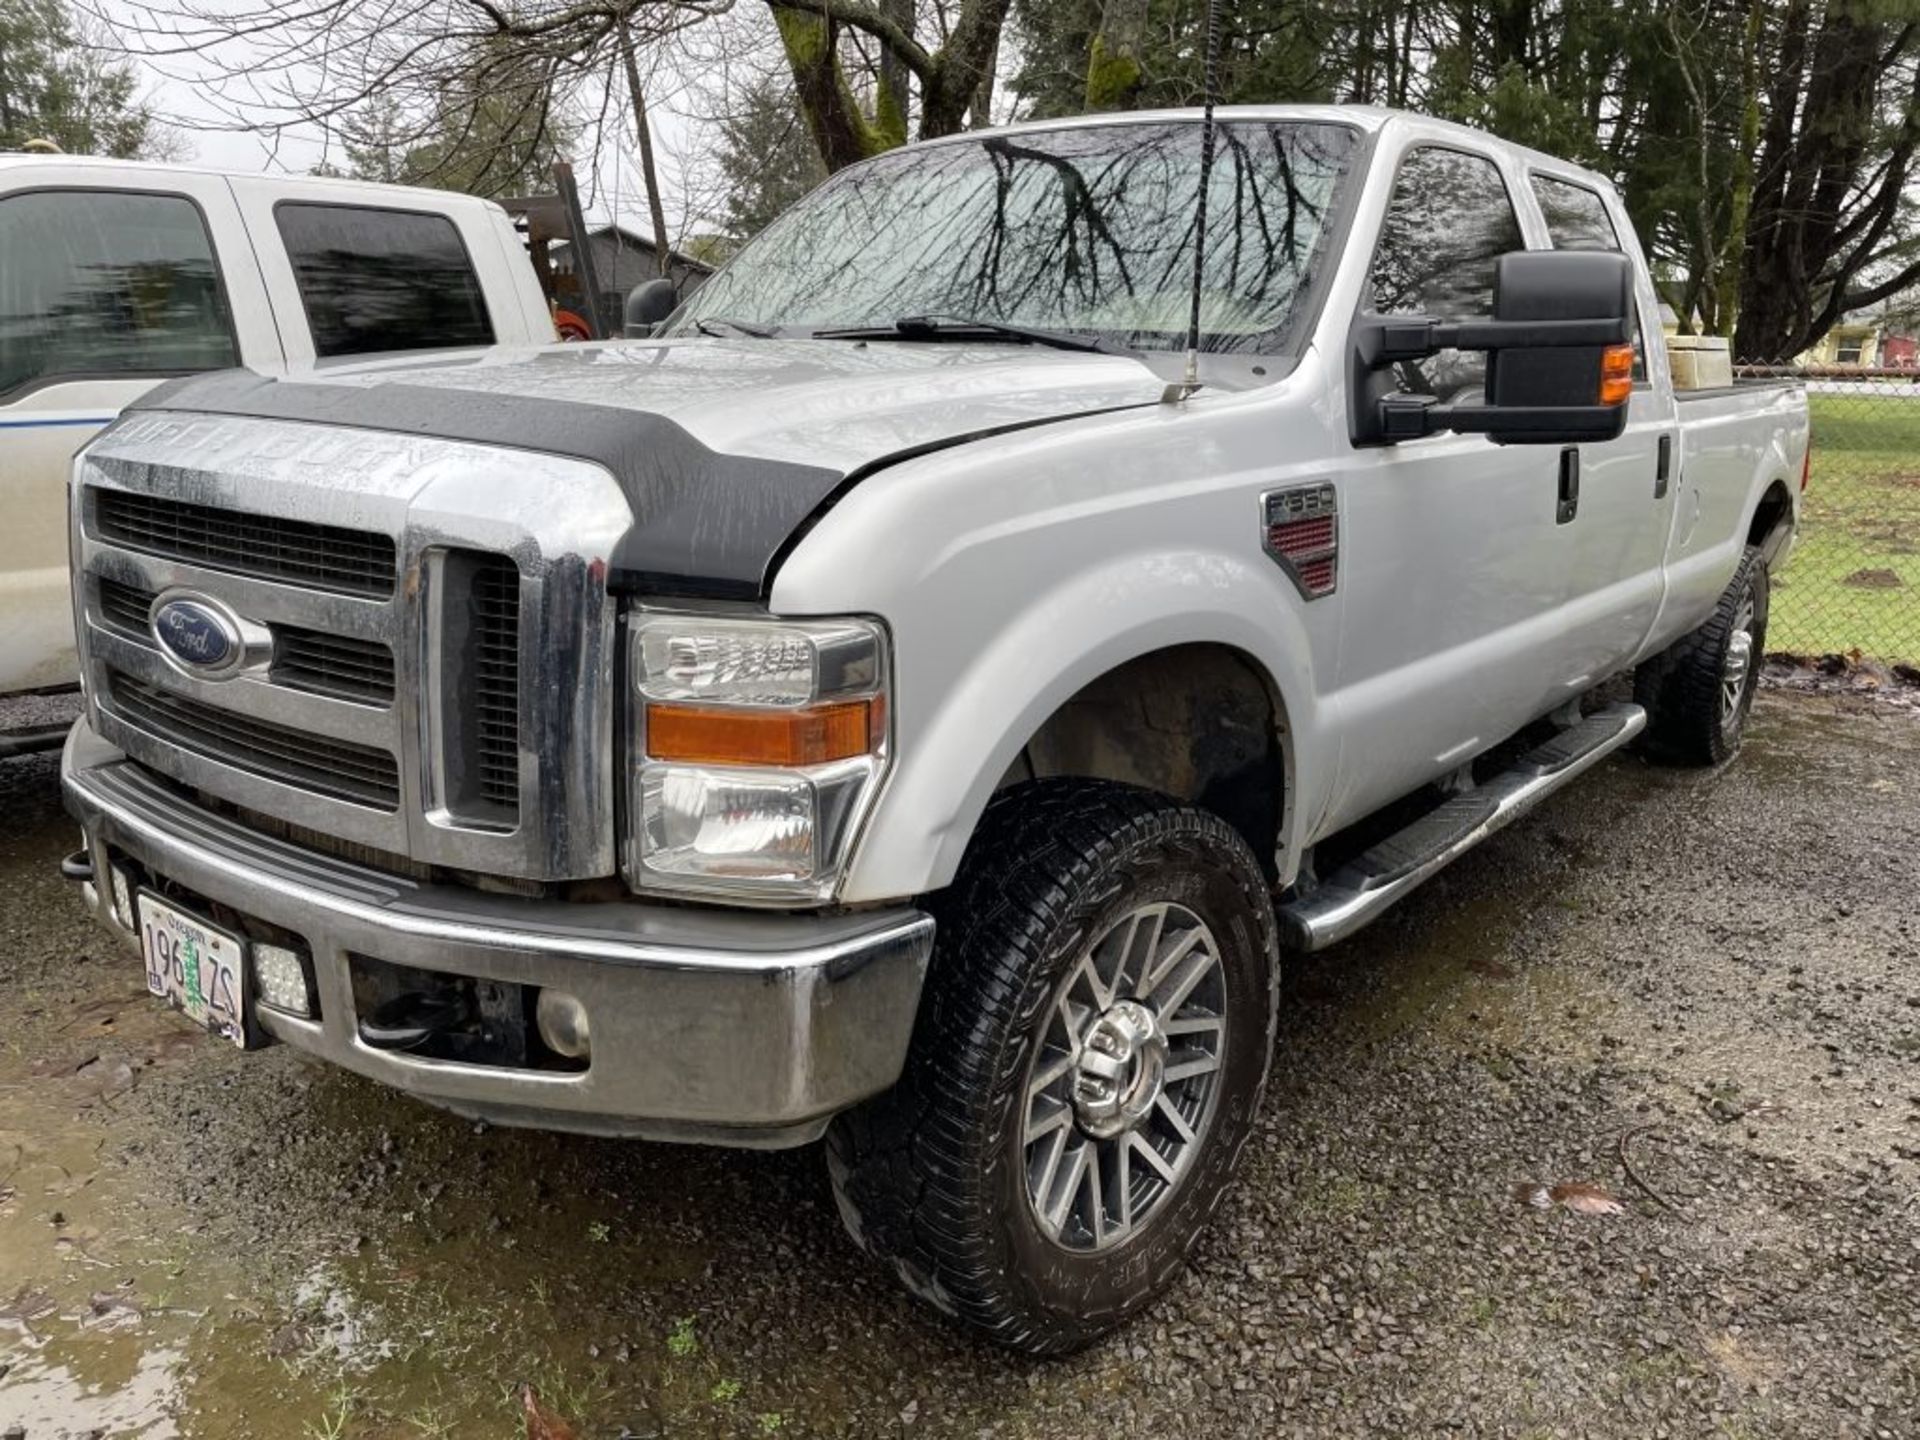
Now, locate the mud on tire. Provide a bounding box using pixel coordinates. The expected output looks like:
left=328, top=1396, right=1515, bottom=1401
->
left=825, top=778, right=1279, bottom=1356
left=1635, top=545, right=1769, bottom=767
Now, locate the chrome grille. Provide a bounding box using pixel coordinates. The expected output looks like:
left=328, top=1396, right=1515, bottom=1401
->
left=77, top=414, right=625, bottom=881
left=95, top=576, right=396, bottom=706
left=107, top=669, right=401, bottom=810
left=472, top=557, right=521, bottom=811
left=272, top=630, right=396, bottom=705
left=94, top=489, right=397, bottom=598
left=97, top=575, right=152, bottom=636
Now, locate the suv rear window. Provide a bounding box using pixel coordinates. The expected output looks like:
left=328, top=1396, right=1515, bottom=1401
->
left=0, top=190, right=238, bottom=397
left=275, top=203, right=494, bottom=358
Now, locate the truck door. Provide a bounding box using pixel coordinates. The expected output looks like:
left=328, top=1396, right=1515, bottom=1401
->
left=1322, top=141, right=1609, bottom=829
left=1523, top=173, right=1675, bottom=682
left=0, top=172, right=279, bottom=694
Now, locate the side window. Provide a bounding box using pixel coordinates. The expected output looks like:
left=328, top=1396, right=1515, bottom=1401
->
left=1367, top=147, right=1525, bottom=402
left=0, top=190, right=237, bottom=398
left=1531, top=174, right=1647, bottom=381
left=1532, top=175, right=1617, bottom=250
left=275, top=203, right=494, bottom=358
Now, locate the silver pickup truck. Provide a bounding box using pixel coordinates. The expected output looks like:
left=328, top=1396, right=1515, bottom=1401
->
left=60, top=106, right=1808, bottom=1353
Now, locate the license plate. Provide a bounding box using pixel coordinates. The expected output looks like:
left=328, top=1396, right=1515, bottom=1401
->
left=137, top=893, right=248, bottom=1047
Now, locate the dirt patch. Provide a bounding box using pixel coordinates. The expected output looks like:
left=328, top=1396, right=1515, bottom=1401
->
left=1842, top=567, right=1906, bottom=589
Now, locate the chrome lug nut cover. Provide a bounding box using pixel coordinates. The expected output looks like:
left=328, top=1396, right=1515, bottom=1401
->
left=1072, top=1000, right=1168, bottom=1139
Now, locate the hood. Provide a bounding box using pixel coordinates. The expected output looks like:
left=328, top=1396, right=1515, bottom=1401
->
left=126, top=337, right=1167, bottom=597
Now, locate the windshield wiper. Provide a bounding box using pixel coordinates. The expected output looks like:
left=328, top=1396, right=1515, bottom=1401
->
left=693, top=316, right=781, bottom=339
left=810, top=314, right=1124, bottom=355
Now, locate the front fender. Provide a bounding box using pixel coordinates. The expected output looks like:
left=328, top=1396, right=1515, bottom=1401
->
left=769, top=376, right=1347, bottom=904
left=836, top=551, right=1331, bottom=900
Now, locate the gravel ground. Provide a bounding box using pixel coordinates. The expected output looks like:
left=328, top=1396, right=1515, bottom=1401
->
left=1, top=687, right=1916, bottom=1439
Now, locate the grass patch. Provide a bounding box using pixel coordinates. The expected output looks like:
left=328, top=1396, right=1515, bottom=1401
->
left=1770, top=391, right=1920, bottom=662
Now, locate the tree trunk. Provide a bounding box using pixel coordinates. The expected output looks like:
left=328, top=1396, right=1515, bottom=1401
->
left=617, top=13, right=673, bottom=277
left=971, top=29, right=999, bottom=128
left=1085, top=0, right=1150, bottom=111
left=0, top=38, right=15, bottom=138
left=1489, top=0, right=1532, bottom=71
left=1710, top=0, right=1764, bottom=336
left=772, top=8, right=893, bottom=171
left=767, top=0, right=1006, bottom=160
left=918, top=0, right=1007, bottom=139
left=878, top=0, right=913, bottom=137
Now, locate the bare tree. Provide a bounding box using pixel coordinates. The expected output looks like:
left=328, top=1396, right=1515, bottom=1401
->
left=91, top=0, right=731, bottom=232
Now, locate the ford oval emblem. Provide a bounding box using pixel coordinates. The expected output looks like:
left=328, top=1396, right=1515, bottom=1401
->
left=151, top=596, right=240, bottom=673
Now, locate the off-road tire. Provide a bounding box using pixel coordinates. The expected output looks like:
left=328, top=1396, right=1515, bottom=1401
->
left=1635, top=544, right=1769, bottom=766
left=825, top=778, right=1279, bottom=1355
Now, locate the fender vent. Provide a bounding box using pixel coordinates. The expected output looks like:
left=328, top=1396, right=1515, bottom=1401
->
left=1263, top=482, right=1339, bottom=599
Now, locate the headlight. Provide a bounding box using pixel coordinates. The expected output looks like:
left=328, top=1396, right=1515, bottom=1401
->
left=625, top=612, right=890, bottom=902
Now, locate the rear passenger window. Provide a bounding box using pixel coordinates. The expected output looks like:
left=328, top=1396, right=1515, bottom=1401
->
left=1367, top=147, right=1524, bottom=402
left=1530, top=174, right=1646, bottom=380
left=275, top=203, right=494, bottom=358
left=0, top=190, right=237, bottom=398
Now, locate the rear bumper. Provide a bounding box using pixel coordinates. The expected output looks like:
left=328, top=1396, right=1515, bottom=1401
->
left=61, top=719, right=933, bottom=1148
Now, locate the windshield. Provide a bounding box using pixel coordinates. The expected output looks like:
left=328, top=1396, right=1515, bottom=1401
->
left=670, top=120, right=1357, bottom=353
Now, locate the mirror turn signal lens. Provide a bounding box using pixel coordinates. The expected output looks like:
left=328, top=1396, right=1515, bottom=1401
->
left=645, top=698, right=882, bottom=766
left=1599, top=344, right=1634, bottom=406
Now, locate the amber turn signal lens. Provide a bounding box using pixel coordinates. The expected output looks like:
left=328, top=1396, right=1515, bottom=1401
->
left=645, top=699, right=880, bottom=766
left=1598, top=344, right=1634, bottom=406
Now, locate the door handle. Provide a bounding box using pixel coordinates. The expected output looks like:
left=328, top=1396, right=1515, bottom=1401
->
left=1655, top=434, right=1674, bottom=499
left=1556, top=447, right=1579, bottom=525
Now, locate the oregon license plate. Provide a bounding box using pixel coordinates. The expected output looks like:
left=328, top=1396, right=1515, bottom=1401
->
left=137, top=893, right=248, bottom=1047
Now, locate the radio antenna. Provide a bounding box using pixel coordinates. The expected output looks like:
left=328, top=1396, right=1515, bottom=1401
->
left=1167, top=0, right=1223, bottom=403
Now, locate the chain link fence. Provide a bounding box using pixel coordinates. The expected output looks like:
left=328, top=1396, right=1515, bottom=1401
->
left=1753, top=365, right=1920, bottom=667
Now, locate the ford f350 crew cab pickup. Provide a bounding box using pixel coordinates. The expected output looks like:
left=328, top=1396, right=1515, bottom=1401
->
left=61, top=107, right=1808, bottom=1354
left=0, top=156, right=557, bottom=708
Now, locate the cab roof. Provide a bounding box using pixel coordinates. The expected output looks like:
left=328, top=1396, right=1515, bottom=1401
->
left=0, top=151, right=507, bottom=209
left=927, top=104, right=1620, bottom=197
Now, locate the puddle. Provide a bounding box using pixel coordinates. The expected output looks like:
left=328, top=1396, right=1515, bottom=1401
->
left=0, top=971, right=889, bottom=1440
left=1, top=1341, right=184, bottom=1439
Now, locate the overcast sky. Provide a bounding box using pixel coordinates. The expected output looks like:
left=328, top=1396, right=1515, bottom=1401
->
left=101, top=0, right=716, bottom=241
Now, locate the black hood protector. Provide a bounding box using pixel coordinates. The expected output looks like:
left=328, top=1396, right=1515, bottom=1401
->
left=126, top=370, right=849, bottom=600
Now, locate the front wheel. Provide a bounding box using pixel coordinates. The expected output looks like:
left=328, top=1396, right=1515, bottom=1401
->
left=826, top=779, right=1279, bottom=1355
left=1635, top=544, right=1769, bottom=766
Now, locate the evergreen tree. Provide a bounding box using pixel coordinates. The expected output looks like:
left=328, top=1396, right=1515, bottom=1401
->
left=0, top=0, right=155, bottom=157
left=714, top=76, right=825, bottom=242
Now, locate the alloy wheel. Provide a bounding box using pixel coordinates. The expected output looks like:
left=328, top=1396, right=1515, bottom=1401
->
left=1019, top=901, right=1229, bottom=1252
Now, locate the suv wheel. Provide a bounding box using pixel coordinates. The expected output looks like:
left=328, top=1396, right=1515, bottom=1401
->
left=826, top=779, right=1278, bottom=1355
left=1635, top=544, right=1769, bottom=766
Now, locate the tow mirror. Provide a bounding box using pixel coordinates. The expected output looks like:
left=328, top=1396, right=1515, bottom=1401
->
left=1350, top=249, right=1634, bottom=446
left=625, top=278, right=678, bottom=338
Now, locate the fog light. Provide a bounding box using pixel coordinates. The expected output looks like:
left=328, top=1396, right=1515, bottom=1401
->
left=108, top=865, right=134, bottom=929
left=252, top=942, right=313, bottom=1018
left=535, top=990, right=590, bottom=1060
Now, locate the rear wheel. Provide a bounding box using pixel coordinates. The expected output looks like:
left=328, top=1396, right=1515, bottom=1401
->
left=1635, top=544, right=1769, bottom=766
left=826, top=779, right=1279, bottom=1355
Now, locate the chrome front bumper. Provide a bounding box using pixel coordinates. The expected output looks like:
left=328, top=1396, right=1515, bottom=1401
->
left=61, top=720, right=933, bottom=1148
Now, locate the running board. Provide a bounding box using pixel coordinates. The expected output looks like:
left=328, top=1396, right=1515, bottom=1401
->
left=1278, top=702, right=1646, bottom=952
